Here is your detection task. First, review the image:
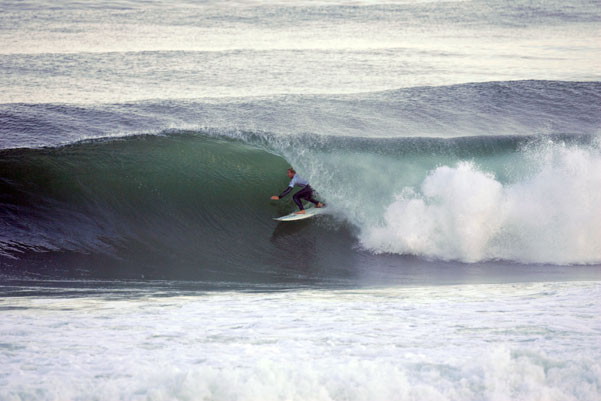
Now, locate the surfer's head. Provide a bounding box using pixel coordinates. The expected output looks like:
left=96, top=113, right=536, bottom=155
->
left=287, top=168, right=296, bottom=178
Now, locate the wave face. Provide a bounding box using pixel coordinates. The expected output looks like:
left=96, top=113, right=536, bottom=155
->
left=1, top=132, right=601, bottom=281
left=0, top=134, right=354, bottom=282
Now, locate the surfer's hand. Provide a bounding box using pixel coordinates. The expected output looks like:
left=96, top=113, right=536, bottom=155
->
left=270, top=195, right=279, bottom=200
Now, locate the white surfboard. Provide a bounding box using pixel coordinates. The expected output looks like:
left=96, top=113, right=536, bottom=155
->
left=273, top=207, right=327, bottom=222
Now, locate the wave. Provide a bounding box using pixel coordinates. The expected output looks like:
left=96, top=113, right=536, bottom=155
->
left=1, top=131, right=600, bottom=283
left=1, top=80, right=601, bottom=281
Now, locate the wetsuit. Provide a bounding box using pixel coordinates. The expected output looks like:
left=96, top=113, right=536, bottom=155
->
left=278, top=174, right=320, bottom=211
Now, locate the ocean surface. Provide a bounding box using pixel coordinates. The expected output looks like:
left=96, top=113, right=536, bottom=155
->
left=1, top=0, right=601, bottom=399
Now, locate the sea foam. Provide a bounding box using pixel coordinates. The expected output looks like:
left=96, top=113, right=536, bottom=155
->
left=1, top=282, right=600, bottom=401
left=361, top=140, right=601, bottom=264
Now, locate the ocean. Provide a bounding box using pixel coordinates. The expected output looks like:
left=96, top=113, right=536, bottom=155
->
left=1, top=0, right=601, bottom=399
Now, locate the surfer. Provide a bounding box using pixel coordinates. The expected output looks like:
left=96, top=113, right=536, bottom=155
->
left=270, top=168, right=324, bottom=214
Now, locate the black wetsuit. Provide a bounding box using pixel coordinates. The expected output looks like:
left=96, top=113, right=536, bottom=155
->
left=278, top=175, right=320, bottom=211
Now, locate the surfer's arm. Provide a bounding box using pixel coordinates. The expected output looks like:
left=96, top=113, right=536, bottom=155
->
left=277, top=186, right=293, bottom=199
left=272, top=177, right=296, bottom=199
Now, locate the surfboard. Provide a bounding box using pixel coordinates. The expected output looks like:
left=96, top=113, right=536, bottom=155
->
left=273, top=207, right=327, bottom=222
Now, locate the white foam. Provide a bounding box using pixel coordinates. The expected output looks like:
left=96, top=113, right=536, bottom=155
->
left=0, top=281, right=600, bottom=400
left=360, top=140, right=601, bottom=264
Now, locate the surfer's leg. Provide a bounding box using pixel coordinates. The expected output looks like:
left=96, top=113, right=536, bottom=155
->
left=292, top=190, right=305, bottom=210
left=307, top=196, right=319, bottom=206
left=306, top=193, right=319, bottom=205
left=304, top=186, right=323, bottom=207
left=293, top=186, right=321, bottom=212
